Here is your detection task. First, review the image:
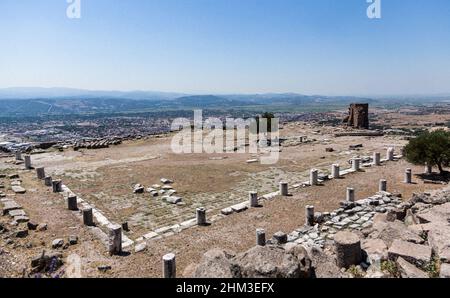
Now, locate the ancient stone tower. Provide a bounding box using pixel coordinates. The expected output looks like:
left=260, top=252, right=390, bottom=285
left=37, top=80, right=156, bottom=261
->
left=344, top=103, right=369, bottom=129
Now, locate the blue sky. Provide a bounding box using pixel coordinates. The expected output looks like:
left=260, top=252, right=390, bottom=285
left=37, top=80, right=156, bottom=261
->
left=1, top=0, right=450, bottom=95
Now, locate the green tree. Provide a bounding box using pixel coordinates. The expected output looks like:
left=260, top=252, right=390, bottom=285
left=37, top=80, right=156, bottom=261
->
left=404, top=130, right=450, bottom=175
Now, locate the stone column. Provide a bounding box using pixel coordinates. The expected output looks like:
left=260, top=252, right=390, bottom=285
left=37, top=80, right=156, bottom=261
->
left=249, top=191, right=259, bottom=207
left=108, top=224, right=122, bottom=255
left=52, top=180, right=62, bottom=193
left=122, top=222, right=129, bottom=232
left=15, top=151, right=22, bottom=161
left=256, top=228, right=266, bottom=246
left=310, top=169, right=319, bottom=186
left=68, top=195, right=78, bottom=211
left=379, top=179, right=387, bottom=192
left=82, top=207, right=94, bottom=226
left=334, top=231, right=362, bottom=268
left=373, top=152, right=381, bottom=166
left=163, top=253, right=176, bottom=278
left=425, top=163, right=432, bottom=175
left=36, top=167, right=46, bottom=180
left=44, top=176, right=53, bottom=187
left=196, top=207, right=207, bottom=226
left=279, top=182, right=289, bottom=196
left=305, top=205, right=315, bottom=226
left=24, top=155, right=32, bottom=169
left=332, top=164, right=340, bottom=179
left=352, top=158, right=361, bottom=171
left=346, top=188, right=355, bottom=202
left=387, top=148, right=395, bottom=161
left=405, top=168, right=412, bottom=184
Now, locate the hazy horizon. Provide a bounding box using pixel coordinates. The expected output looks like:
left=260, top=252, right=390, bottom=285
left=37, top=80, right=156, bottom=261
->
left=2, top=86, right=450, bottom=99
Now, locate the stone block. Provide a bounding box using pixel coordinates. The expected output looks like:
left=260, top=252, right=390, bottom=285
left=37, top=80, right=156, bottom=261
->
left=388, top=240, right=432, bottom=268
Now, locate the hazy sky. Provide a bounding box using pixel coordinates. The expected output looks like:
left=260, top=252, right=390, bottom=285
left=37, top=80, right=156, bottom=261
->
left=1, top=0, right=450, bottom=95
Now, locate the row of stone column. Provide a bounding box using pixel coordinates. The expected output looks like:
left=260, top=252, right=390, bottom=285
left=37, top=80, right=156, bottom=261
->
left=280, top=148, right=397, bottom=192
left=161, top=191, right=265, bottom=278
left=27, top=155, right=124, bottom=256
left=32, top=163, right=63, bottom=194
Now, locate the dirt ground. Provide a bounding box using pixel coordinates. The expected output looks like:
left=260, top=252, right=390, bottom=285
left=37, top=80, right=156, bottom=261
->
left=20, top=123, right=410, bottom=238
left=0, top=120, right=447, bottom=277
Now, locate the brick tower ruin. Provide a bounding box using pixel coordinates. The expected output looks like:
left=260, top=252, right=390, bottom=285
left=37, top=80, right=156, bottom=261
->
left=343, top=103, right=369, bottom=129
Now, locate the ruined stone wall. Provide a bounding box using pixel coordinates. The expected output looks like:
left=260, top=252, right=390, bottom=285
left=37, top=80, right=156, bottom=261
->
left=344, top=103, right=369, bottom=129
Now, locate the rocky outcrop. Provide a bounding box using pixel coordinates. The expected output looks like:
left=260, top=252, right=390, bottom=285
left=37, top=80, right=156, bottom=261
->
left=192, top=249, right=237, bottom=278
left=397, top=257, right=429, bottom=278
left=234, top=245, right=307, bottom=278
left=388, top=240, right=432, bottom=268
left=188, top=186, right=450, bottom=278
left=190, top=244, right=313, bottom=278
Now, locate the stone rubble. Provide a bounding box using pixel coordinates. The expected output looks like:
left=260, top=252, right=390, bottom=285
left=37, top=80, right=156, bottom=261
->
left=191, top=186, right=450, bottom=278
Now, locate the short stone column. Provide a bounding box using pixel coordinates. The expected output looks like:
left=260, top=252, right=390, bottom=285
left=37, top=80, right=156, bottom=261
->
left=82, top=207, right=94, bottom=226
left=122, top=222, right=129, bottom=232
left=424, top=163, right=432, bottom=175
left=352, top=158, right=361, bottom=171
left=24, top=155, right=32, bottom=169
left=36, top=167, right=46, bottom=180
left=305, top=205, right=315, bottom=226
left=249, top=191, right=259, bottom=207
left=108, top=224, right=122, bottom=255
left=256, top=228, right=266, bottom=246
left=346, top=188, right=355, bottom=202
left=15, top=151, right=22, bottom=161
left=332, top=164, right=340, bottom=179
left=379, top=179, right=387, bottom=192
left=163, top=253, right=176, bottom=278
left=68, top=195, right=78, bottom=211
left=387, top=148, right=395, bottom=161
left=196, top=207, right=207, bottom=226
left=373, top=152, right=381, bottom=166
left=310, top=169, right=319, bottom=186
left=334, top=231, right=362, bottom=269
left=279, top=181, right=289, bottom=196
left=405, top=168, right=412, bottom=184
left=52, top=180, right=62, bottom=193
left=44, top=176, right=53, bottom=187
left=273, top=231, right=287, bottom=244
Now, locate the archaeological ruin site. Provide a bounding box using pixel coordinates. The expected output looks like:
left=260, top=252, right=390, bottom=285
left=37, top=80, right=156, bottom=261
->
left=2, top=103, right=450, bottom=279
left=2, top=2, right=450, bottom=286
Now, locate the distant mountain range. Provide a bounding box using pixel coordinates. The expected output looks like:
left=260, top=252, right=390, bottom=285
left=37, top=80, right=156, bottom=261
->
left=1, top=87, right=446, bottom=117
left=0, top=87, right=185, bottom=101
